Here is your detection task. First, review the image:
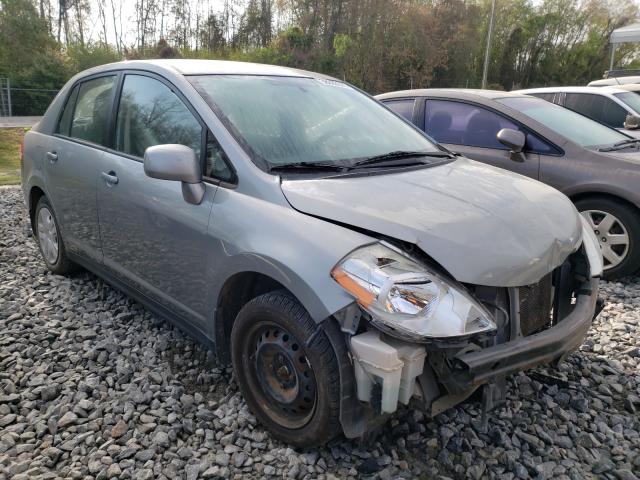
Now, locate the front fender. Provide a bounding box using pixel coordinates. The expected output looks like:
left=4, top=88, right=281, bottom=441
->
left=562, top=182, right=640, bottom=210
left=207, top=188, right=374, bottom=322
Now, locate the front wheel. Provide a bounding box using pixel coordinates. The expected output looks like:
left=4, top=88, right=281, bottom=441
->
left=576, top=197, right=640, bottom=279
left=230, top=291, right=343, bottom=447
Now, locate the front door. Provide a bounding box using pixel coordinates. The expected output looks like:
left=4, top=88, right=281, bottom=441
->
left=422, top=99, right=540, bottom=180
left=45, top=74, right=117, bottom=262
left=96, top=73, right=217, bottom=326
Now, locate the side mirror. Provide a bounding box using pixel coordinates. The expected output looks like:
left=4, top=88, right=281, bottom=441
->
left=624, top=114, right=640, bottom=130
left=144, top=144, right=205, bottom=205
left=497, top=128, right=526, bottom=153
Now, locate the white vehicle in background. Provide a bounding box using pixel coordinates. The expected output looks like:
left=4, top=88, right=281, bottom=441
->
left=588, top=76, right=640, bottom=87
left=516, top=86, right=640, bottom=138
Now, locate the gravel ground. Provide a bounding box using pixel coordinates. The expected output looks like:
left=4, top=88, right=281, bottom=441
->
left=1, top=185, right=639, bottom=480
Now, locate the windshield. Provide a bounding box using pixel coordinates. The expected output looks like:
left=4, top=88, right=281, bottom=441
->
left=189, top=75, right=440, bottom=168
left=497, top=96, right=629, bottom=148
left=614, top=92, right=640, bottom=114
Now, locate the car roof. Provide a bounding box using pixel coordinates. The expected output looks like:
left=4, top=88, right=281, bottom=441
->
left=588, top=76, right=640, bottom=86
left=73, top=59, right=330, bottom=79
left=616, top=84, right=640, bottom=92
left=516, top=86, right=629, bottom=95
left=375, top=88, right=529, bottom=101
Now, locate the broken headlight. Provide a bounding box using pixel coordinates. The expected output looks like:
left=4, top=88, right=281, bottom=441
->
left=331, top=243, right=496, bottom=341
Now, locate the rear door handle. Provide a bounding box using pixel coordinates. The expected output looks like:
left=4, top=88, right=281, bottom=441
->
left=46, top=151, right=58, bottom=163
left=101, top=171, right=119, bottom=186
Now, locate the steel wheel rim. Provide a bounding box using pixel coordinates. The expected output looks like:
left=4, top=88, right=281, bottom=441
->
left=37, top=206, right=59, bottom=265
left=580, top=209, right=630, bottom=270
left=245, top=321, right=317, bottom=429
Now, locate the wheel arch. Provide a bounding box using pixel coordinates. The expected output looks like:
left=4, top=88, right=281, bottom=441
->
left=569, top=190, right=640, bottom=216
left=214, top=271, right=289, bottom=364
left=211, top=263, right=353, bottom=365
left=28, top=185, right=47, bottom=235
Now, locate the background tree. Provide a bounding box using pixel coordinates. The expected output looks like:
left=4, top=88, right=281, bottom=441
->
left=1, top=0, right=640, bottom=115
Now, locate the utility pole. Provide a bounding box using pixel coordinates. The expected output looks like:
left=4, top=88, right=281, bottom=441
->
left=481, top=0, right=496, bottom=89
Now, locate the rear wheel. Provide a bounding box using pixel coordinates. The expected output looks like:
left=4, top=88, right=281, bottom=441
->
left=230, top=291, right=343, bottom=447
left=576, top=197, right=640, bottom=279
left=34, top=196, right=76, bottom=275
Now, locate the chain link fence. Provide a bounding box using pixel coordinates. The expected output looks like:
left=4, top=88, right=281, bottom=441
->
left=0, top=79, right=59, bottom=117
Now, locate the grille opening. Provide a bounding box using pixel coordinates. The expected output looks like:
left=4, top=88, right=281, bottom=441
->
left=519, top=273, right=553, bottom=336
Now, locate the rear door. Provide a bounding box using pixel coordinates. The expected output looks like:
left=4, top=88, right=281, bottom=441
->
left=421, top=98, right=542, bottom=179
left=97, top=72, right=232, bottom=327
left=45, top=74, right=117, bottom=262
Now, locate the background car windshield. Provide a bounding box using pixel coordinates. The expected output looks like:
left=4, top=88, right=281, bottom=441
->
left=498, top=97, right=629, bottom=148
left=189, top=75, right=439, bottom=167
left=614, top=92, right=640, bottom=114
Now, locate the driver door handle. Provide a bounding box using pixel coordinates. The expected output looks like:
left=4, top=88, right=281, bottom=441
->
left=46, top=151, right=58, bottom=163
left=101, top=171, right=119, bottom=186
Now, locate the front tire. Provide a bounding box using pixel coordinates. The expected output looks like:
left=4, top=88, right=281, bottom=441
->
left=230, top=291, right=343, bottom=447
left=34, top=196, right=76, bottom=275
left=576, top=197, right=640, bottom=279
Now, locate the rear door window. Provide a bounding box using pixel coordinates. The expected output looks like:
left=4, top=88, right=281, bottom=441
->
left=383, top=99, right=415, bottom=121
left=70, top=76, right=116, bottom=146
left=115, top=74, right=203, bottom=159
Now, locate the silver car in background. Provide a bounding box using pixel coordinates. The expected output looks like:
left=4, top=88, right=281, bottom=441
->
left=22, top=60, right=602, bottom=446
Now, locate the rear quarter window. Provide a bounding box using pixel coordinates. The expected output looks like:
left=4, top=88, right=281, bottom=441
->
left=383, top=99, right=415, bottom=121
left=56, top=85, right=79, bottom=136
left=69, top=76, right=116, bottom=146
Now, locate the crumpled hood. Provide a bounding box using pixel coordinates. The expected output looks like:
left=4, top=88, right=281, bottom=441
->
left=281, top=158, right=582, bottom=287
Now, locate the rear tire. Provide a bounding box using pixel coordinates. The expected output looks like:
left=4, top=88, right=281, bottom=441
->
left=230, top=291, right=343, bottom=447
left=575, top=196, right=640, bottom=279
left=34, top=196, right=76, bottom=275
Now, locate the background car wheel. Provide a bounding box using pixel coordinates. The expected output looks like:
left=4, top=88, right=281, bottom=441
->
left=34, top=196, right=76, bottom=275
left=231, top=291, right=343, bottom=447
left=576, top=197, right=640, bottom=279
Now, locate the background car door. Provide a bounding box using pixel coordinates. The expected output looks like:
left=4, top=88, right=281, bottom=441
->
left=422, top=99, right=540, bottom=179
left=45, top=75, right=117, bottom=262
left=97, top=73, right=219, bottom=326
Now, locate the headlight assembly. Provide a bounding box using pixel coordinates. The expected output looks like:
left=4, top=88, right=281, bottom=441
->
left=331, top=243, right=496, bottom=341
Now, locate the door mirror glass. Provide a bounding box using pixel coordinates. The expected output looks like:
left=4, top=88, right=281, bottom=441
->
left=624, top=114, right=640, bottom=130
left=144, top=144, right=205, bottom=204
left=497, top=128, right=526, bottom=152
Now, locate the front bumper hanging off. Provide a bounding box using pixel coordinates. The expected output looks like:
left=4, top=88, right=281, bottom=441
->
left=448, top=277, right=599, bottom=391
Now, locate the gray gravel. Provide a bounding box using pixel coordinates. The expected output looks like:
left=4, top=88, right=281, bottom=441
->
left=1, top=185, right=639, bottom=480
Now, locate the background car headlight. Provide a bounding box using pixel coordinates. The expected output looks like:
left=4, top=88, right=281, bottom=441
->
left=331, top=243, right=496, bottom=340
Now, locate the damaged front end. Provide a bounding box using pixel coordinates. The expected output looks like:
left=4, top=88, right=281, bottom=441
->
left=330, top=222, right=603, bottom=439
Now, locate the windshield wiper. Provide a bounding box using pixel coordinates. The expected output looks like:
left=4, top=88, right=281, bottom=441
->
left=351, top=150, right=454, bottom=168
left=598, top=138, right=640, bottom=152
left=269, top=162, right=347, bottom=173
